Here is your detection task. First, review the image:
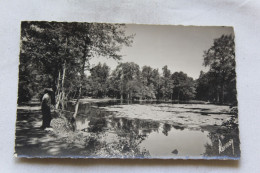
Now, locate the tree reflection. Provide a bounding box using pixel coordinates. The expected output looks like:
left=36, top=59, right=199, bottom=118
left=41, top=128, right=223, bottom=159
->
left=203, top=123, right=240, bottom=158
left=162, top=123, right=172, bottom=136
left=16, top=101, right=240, bottom=158
left=70, top=104, right=162, bottom=157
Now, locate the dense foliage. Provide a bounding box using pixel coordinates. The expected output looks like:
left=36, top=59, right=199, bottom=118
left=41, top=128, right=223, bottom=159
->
left=18, top=21, right=133, bottom=105
left=196, top=34, right=237, bottom=105
left=83, top=63, right=196, bottom=101
left=18, top=21, right=237, bottom=106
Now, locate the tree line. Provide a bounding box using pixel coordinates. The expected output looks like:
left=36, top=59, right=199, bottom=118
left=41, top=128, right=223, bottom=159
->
left=84, top=62, right=196, bottom=101
left=18, top=21, right=237, bottom=109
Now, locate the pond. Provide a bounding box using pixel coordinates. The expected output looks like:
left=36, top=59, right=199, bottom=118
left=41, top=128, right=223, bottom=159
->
left=64, top=100, right=240, bottom=159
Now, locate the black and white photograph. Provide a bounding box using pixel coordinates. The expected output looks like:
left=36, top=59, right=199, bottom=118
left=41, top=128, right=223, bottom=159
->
left=15, top=21, right=240, bottom=159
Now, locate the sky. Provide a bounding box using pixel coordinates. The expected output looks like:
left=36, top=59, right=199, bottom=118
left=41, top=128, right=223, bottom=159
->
left=89, top=24, right=234, bottom=79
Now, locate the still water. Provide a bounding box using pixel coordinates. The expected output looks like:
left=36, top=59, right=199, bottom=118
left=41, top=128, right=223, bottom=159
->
left=66, top=100, right=240, bottom=159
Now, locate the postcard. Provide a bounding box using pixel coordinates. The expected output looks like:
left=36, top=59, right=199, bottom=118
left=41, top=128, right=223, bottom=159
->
left=15, top=22, right=240, bottom=159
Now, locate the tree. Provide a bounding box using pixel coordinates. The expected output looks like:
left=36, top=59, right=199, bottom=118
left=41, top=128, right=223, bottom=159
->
left=18, top=22, right=134, bottom=119
left=19, top=22, right=90, bottom=107
left=203, top=34, right=236, bottom=104
left=88, top=63, right=110, bottom=98
left=19, top=22, right=65, bottom=104
left=196, top=71, right=219, bottom=102
left=150, top=69, right=162, bottom=100
left=141, top=66, right=153, bottom=86
left=171, top=72, right=196, bottom=101
left=107, top=70, right=122, bottom=98
left=111, top=62, right=141, bottom=100
left=61, top=23, right=134, bottom=118
left=161, top=65, right=173, bottom=100
left=140, top=66, right=157, bottom=99
left=195, top=71, right=210, bottom=101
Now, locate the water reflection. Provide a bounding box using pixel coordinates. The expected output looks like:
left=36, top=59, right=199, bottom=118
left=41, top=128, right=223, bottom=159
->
left=64, top=101, right=240, bottom=158
left=140, top=124, right=212, bottom=157
left=203, top=122, right=241, bottom=158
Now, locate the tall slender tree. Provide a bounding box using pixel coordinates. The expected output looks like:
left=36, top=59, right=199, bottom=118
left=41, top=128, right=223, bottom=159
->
left=203, top=34, right=236, bottom=104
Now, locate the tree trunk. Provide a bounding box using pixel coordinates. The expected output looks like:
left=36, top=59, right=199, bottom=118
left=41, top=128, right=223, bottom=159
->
left=72, top=38, right=90, bottom=119
left=56, top=37, right=68, bottom=110
left=55, top=61, right=66, bottom=110
left=73, top=67, right=84, bottom=119
left=73, top=86, right=81, bottom=119
left=55, top=71, right=61, bottom=109
left=120, top=71, right=124, bottom=100
left=61, top=61, right=66, bottom=110
left=55, top=71, right=61, bottom=96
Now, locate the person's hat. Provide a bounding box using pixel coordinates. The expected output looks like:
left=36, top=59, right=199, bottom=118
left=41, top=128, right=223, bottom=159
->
left=44, top=88, right=54, bottom=93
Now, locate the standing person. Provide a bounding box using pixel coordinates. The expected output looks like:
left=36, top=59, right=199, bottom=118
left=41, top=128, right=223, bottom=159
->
left=41, top=88, right=54, bottom=129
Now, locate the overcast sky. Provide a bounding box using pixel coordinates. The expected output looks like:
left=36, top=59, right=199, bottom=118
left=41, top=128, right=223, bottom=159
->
left=90, top=24, right=234, bottom=79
